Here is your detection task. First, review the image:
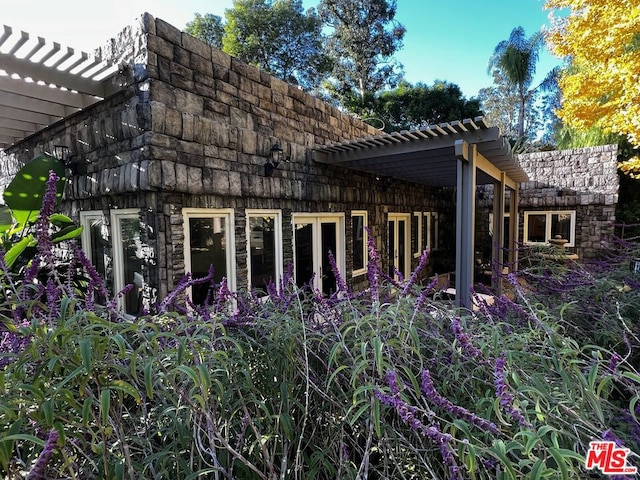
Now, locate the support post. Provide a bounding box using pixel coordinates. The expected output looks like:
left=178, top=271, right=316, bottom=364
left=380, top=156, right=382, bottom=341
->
left=455, top=140, right=476, bottom=309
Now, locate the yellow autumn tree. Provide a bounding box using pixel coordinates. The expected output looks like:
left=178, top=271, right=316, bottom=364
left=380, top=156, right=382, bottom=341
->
left=545, top=0, right=640, bottom=174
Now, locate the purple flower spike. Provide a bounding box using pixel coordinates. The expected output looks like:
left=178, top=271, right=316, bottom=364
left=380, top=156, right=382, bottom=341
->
left=27, top=428, right=58, bottom=480
left=494, top=352, right=532, bottom=429
left=420, top=369, right=499, bottom=435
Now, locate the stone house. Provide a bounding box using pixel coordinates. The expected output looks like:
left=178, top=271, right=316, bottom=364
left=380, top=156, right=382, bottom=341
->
left=0, top=14, right=618, bottom=312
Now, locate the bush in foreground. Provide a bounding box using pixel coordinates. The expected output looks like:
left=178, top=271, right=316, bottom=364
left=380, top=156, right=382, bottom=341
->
left=1, top=176, right=639, bottom=479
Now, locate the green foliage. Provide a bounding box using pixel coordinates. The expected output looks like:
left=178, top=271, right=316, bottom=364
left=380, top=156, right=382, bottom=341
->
left=482, top=26, right=558, bottom=150
left=185, top=13, right=224, bottom=48
left=318, top=0, right=405, bottom=103
left=2, top=260, right=640, bottom=478
left=2, top=154, right=65, bottom=228
left=223, top=0, right=330, bottom=90
left=0, top=156, right=82, bottom=271
left=374, top=80, right=482, bottom=132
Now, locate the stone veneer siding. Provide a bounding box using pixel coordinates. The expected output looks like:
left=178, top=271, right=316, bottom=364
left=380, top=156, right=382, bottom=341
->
left=517, top=144, right=619, bottom=259
left=2, top=13, right=451, bottom=304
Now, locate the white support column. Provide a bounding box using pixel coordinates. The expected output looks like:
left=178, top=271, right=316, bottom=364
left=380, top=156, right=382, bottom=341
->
left=455, top=140, right=476, bottom=309
left=492, top=173, right=506, bottom=293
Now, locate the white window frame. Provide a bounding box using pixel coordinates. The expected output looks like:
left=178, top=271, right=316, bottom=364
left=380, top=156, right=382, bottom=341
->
left=412, top=212, right=422, bottom=258
left=245, top=209, right=283, bottom=291
left=183, top=208, right=237, bottom=300
left=110, top=209, right=142, bottom=314
left=79, top=210, right=107, bottom=271
left=292, top=212, right=345, bottom=292
left=424, top=212, right=438, bottom=251
left=351, top=210, right=368, bottom=277
left=388, top=213, right=411, bottom=281
left=523, top=210, right=576, bottom=247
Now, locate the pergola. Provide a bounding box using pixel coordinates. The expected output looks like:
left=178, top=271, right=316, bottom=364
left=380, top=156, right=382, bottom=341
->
left=0, top=24, right=119, bottom=150
left=313, top=117, right=528, bottom=309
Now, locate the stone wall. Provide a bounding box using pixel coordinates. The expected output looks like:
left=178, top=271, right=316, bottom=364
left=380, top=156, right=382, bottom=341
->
left=3, top=13, right=449, bottom=301
left=517, top=144, right=619, bottom=259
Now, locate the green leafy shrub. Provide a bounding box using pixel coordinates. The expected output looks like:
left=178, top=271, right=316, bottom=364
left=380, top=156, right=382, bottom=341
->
left=1, top=174, right=639, bottom=478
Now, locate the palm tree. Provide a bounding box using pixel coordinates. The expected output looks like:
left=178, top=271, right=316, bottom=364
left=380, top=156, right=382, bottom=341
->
left=488, top=27, right=548, bottom=140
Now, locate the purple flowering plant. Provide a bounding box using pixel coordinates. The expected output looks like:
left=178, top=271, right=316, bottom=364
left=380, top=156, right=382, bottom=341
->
left=1, top=162, right=640, bottom=477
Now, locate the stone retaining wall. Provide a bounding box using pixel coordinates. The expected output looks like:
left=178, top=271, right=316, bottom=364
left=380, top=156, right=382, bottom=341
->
left=517, top=145, right=618, bottom=259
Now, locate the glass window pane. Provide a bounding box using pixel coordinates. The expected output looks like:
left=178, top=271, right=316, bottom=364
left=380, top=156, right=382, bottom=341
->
left=321, top=222, right=337, bottom=296
left=527, top=214, right=546, bottom=243
left=352, top=215, right=365, bottom=272
left=398, top=220, right=406, bottom=278
left=88, top=217, right=107, bottom=278
left=411, top=214, right=419, bottom=254
left=551, top=213, right=572, bottom=241
left=249, top=216, right=276, bottom=293
left=119, top=217, right=143, bottom=315
left=295, top=223, right=314, bottom=288
left=189, top=217, right=226, bottom=305
left=422, top=214, right=430, bottom=249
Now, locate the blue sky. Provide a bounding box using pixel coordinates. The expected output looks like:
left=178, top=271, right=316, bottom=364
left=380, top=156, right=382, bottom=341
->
left=2, top=0, right=562, bottom=98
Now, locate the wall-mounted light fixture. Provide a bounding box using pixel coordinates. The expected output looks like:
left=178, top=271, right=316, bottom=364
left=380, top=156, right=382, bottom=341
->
left=265, top=142, right=286, bottom=177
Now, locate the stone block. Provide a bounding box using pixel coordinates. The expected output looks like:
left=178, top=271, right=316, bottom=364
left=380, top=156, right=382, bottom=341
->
left=229, top=171, right=241, bottom=196
left=194, top=116, right=213, bottom=145
left=149, top=80, right=175, bottom=105
left=162, top=161, right=176, bottom=190
left=182, top=113, right=195, bottom=141
left=181, top=33, right=211, bottom=59
left=173, top=45, right=190, bottom=67
left=212, top=170, right=231, bottom=195
left=271, top=76, right=289, bottom=95
left=239, top=129, right=257, bottom=155
left=202, top=167, right=214, bottom=193
left=190, top=53, right=213, bottom=77
left=215, top=90, right=239, bottom=109
left=195, top=83, right=216, bottom=100
left=146, top=160, right=162, bottom=189
left=147, top=34, right=173, bottom=59
left=204, top=98, right=230, bottom=117
left=187, top=166, right=203, bottom=194
left=194, top=72, right=215, bottom=88
left=164, top=107, right=183, bottom=138
left=212, top=63, right=229, bottom=82
left=156, top=18, right=182, bottom=44
left=211, top=47, right=231, bottom=68
left=177, top=139, right=204, bottom=156
left=175, top=162, right=188, bottom=191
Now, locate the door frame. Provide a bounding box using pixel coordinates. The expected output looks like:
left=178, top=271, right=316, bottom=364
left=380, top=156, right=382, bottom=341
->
left=388, top=213, right=411, bottom=281
left=292, top=213, right=345, bottom=293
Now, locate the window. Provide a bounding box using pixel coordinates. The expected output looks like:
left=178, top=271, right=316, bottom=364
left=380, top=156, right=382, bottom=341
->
left=422, top=212, right=438, bottom=251
left=111, top=209, right=144, bottom=316
left=80, top=211, right=108, bottom=280
left=183, top=208, right=236, bottom=304
left=388, top=213, right=410, bottom=281
left=293, top=213, right=344, bottom=295
left=489, top=212, right=511, bottom=248
left=246, top=209, right=282, bottom=293
left=524, top=211, right=576, bottom=247
left=412, top=212, right=422, bottom=257
left=351, top=211, right=367, bottom=276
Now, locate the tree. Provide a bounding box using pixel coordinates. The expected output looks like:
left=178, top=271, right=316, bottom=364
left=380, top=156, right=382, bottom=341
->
left=478, top=68, right=552, bottom=151
left=374, top=80, right=482, bottom=132
left=222, top=0, right=329, bottom=90
left=487, top=27, right=551, bottom=140
left=318, top=0, right=405, bottom=106
left=185, top=13, right=224, bottom=49
left=545, top=0, right=640, bottom=172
